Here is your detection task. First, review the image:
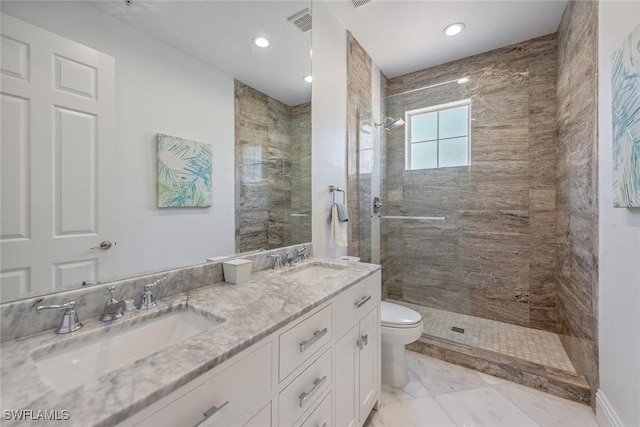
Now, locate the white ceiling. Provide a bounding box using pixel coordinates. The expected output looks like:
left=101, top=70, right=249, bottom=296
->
left=17, top=1, right=567, bottom=106
left=89, top=1, right=313, bottom=107
left=325, top=0, right=568, bottom=79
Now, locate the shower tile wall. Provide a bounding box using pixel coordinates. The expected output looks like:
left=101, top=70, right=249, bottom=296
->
left=235, top=81, right=311, bottom=252
left=384, top=35, right=559, bottom=332
left=555, top=0, right=599, bottom=402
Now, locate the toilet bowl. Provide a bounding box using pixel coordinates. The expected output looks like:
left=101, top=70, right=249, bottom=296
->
left=380, top=301, right=423, bottom=387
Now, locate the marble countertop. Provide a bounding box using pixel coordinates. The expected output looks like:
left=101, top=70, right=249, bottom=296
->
left=0, top=259, right=380, bottom=427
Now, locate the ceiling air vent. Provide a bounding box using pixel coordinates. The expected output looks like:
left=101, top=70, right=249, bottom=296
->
left=350, top=0, right=373, bottom=8
left=287, top=8, right=312, bottom=33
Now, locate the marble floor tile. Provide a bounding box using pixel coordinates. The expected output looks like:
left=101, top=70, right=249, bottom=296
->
left=472, top=370, right=509, bottom=386
left=380, top=369, right=431, bottom=405
left=406, top=350, right=489, bottom=394
left=369, top=396, right=458, bottom=427
left=493, top=383, right=598, bottom=427
left=365, top=350, right=596, bottom=427
left=435, top=386, right=539, bottom=427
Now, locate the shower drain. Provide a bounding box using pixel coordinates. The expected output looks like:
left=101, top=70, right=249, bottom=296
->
left=451, top=326, right=465, bottom=334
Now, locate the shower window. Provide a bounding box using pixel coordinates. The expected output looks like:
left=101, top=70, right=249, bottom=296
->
left=405, top=99, right=470, bottom=170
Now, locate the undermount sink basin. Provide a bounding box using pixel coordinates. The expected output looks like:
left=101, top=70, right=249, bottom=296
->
left=285, top=263, right=347, bottom=282
left=32, top=308, right=222, bottom=392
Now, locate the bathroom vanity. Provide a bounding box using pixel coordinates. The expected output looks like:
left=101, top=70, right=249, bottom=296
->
left=0, top=259, right=381, bottom=427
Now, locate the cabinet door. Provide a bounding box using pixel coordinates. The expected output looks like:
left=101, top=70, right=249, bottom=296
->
left=358, top=308, right=378, bottom=420
left=242, top=402, right=271, bottom=427
left=334, top=325, right=358, bottom=427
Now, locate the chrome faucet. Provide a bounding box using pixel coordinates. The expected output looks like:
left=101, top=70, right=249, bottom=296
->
left=136, top=276, right=166, bottom=310
left=36, top=300, right=83, bottom=334
left=284, top=247, right=310, bottom=266
left=297, top=246, right=310, bottom=260
left=269, top=254, right=282, bottom=270
left=100, top=286, right=125, bottom=322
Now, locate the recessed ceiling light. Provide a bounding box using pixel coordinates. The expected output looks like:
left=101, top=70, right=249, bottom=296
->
left=303, top=75, right=312, bottom=83
left=253, top=36, right=270, bottom=48
left=443, top=23, right=465, bottom=37
left=457, top=77, right=470, bottom=84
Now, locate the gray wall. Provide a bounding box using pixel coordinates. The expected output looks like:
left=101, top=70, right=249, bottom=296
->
left=556, top=0, right=599, bottom=404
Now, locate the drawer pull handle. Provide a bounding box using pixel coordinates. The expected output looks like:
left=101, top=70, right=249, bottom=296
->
left=299, top=328, right=328, bottom=352
left=299, top=375, right=327, bottom=407
left=355, top=295, right=371, bottom=308
left=317, top=424, right=327, bottom=427
left=357, top=334, right=368, bottom=350
left=194, top=400, right=229, bottom=427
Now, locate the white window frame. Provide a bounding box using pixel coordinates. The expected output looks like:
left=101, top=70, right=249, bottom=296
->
left=405, top=98, right=471, bottom=170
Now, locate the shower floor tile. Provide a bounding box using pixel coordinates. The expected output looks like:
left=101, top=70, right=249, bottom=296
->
left=389, top=300, right=576, bottom=373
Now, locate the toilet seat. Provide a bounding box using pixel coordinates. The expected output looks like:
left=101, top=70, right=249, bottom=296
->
left=381, top=301, right=422, bottom=329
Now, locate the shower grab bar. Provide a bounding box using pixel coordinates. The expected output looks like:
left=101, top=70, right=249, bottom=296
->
left=371, top=214, right=447, bottom=221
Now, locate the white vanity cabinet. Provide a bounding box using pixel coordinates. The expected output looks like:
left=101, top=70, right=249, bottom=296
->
left=119, top=270, right=381, bottom=427
left=334, top=274, right=381, bottom=427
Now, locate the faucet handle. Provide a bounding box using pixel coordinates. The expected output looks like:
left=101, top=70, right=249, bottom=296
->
left=269, top=254, right=282, bottom=270
left=145, top=276, right=166, bottom=290
left=36, top=300, right=82, bottom=334
left=36, top=300, right=77, bottom=312
left=138, top=278, right=162, bottom=310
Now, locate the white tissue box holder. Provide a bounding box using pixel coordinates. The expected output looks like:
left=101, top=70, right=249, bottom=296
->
left=223, top=259, right=253, bottom=284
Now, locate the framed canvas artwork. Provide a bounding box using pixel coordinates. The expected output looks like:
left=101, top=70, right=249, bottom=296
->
left=611, top=23, right=640, bottom=208
left=157, top=134, right=212, bottom=208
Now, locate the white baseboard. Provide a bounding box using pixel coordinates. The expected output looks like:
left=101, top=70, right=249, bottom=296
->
left=596, top=389, right=624, bottom=427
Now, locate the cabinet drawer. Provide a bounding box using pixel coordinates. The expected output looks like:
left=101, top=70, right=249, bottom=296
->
left=299, top=391, right=332, bottom=427
left=137, top=342, right=272, bottom=427
left=279, top=304, right=332, bottom=381
left=279, top=347, right=332, bottom=427
left=335, top=272, right=381, bottom=338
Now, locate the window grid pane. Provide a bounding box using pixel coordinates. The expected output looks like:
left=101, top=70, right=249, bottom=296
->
left=410, top=111, right=438, bottom=143
left=406, top=101, right=470, bottom=171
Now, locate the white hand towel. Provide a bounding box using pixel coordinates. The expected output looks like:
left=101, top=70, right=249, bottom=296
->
left=331, top=204, right=348, bottom=248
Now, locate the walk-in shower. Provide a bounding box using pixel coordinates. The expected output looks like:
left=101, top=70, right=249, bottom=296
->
left=351, top=73, right=590, bottom=403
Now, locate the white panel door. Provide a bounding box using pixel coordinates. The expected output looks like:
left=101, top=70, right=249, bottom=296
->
left=0, top=13, right=115, bottom=299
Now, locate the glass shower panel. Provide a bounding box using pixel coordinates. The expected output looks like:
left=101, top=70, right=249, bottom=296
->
left=365, top=80, right=473, bottom=336
left=356, top=106, right=376, bottom=265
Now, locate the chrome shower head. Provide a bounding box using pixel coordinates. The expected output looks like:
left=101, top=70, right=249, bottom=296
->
left=375, top=117, right=405, bottom=132
left=384, top=118, right=405, bottom=131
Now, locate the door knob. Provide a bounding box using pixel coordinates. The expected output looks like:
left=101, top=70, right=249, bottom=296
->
left=90, top=241, right=112, bottom=250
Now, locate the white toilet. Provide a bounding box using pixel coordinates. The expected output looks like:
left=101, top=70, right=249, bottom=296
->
left=380, top=301, right=423, bottom=387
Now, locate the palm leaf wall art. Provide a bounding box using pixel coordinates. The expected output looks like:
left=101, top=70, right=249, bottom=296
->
left=612, top=22, right=640, bottom=208
left=157, top=134, right=212, bottom=208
